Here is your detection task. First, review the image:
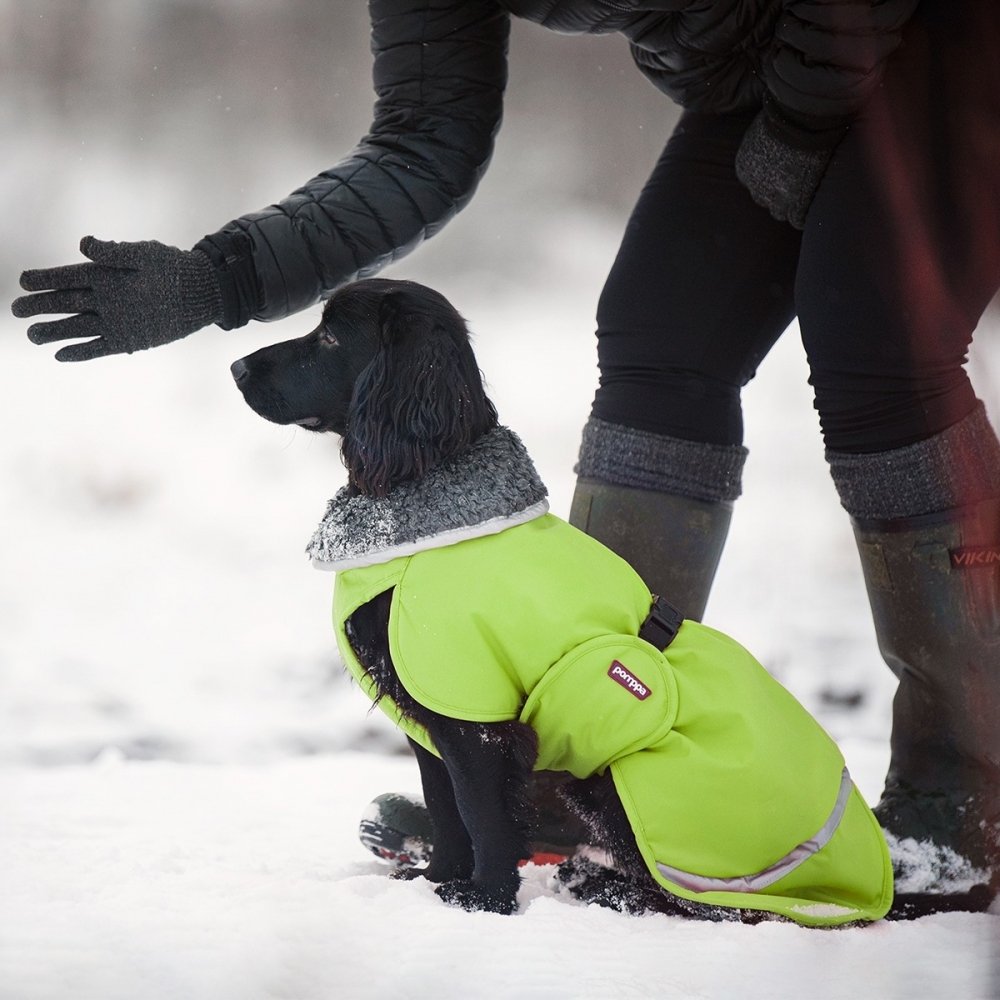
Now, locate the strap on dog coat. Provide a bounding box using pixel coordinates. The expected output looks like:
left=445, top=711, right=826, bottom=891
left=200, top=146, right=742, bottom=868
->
left=638, top=595, right=684, bottom=651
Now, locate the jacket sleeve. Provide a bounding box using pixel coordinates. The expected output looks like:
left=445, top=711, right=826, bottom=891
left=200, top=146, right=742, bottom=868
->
left=763, top=0, right=920, bottom=134
left=196, top=0, right=510, bottom=328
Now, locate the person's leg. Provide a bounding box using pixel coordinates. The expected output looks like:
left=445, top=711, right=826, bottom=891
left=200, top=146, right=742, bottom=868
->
left=798, top=0, right=1000, bottom=890
left=572, top=109, right=802, bottom=618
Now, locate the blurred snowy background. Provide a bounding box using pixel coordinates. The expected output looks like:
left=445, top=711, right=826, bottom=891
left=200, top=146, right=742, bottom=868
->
left=2, top=3, right=998, bottom=998
left=4, top=0, right=967, bottom=769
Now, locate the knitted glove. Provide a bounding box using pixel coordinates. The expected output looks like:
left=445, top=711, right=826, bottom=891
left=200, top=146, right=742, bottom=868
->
left=13, top=237, right=223, bottom=362
left=735, top=103, right=849, bottom=230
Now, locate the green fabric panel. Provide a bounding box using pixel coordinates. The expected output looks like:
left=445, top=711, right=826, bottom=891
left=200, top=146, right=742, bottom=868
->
left=330, top=513, right=893, bottom=925
left=760, top=785, right=894, bottom=924
left=635, top=784, right=893, bottom=926
left=388, top=514, right=652, bottom=722
left=520, top=634, right=677, bottom=776
left=332, top=514, right=652, bottom=755
left=613, top=622, right=848, bottom=878
left=332, top=555, right=440, bottom=756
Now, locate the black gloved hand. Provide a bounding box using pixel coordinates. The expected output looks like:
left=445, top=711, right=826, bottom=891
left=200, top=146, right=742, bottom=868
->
left=735, top=102, right=849, bottom=230
left=12, top=237, right=223, bottom=362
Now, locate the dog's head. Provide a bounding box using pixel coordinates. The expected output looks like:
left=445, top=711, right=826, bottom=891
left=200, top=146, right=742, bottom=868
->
left=231, top=278, right=498, bottom=497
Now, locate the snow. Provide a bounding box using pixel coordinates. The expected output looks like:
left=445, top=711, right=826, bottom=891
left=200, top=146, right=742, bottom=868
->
left=4, top=757, right=999, bottom=1000
left=3, top=219, right=1000, bottom=999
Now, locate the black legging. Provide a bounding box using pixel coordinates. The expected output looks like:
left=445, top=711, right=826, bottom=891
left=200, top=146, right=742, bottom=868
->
left=592, top=2, right=1000, bottom=456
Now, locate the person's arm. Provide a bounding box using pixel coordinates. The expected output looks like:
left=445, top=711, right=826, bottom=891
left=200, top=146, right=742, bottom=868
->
left=13, top=0, right=510, bottom=360
left=199, top=0, right=511, bottom=328
left=736, top=0, right=920, bottom=228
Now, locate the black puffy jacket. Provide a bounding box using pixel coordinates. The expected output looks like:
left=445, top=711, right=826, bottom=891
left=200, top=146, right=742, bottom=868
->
left=197, top=0, right=919, bottom=328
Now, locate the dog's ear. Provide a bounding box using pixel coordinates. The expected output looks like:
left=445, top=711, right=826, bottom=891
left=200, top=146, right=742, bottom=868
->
left=341, top=291, right=497, bottom=497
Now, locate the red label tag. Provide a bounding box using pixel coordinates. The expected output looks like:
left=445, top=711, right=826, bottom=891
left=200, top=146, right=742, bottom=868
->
left=950, top=546, right=1000, bottom=569
left=608, top=660, right=651, bottom=700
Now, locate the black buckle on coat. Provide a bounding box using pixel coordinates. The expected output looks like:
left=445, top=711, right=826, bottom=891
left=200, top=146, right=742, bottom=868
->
left=639, top=595, right=684, bottom=651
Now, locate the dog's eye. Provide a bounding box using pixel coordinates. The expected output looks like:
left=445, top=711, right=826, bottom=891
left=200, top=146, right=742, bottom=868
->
left=319, top=329, right=339, bottom=347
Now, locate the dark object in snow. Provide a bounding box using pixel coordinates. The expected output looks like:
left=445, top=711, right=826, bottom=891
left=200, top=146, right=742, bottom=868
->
left=885, top=885, right=995, bottom=920
left=818, top=687, right=866, bottom=711
left=552, top=856, right=773, bottom=923
left=362, top=788, right=574, bottom=869
left=359, top=792, right=433, bottom=868
left=553, top=855, right=677, bottom=917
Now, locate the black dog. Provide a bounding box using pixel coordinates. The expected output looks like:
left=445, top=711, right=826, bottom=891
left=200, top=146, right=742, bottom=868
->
left=231, top=279, right=904, bottom=926
left=230, top=279, right=498, bottom=497
left=231, top=279, right=662, bottom=916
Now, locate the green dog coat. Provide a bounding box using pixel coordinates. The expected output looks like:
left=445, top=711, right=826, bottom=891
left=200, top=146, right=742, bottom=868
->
left=310, top=428, right=893, bottom=926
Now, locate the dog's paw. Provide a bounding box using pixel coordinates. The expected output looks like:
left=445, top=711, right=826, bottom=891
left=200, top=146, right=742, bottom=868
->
left=552, top=856, right=675, bottom=916
left=390, top=860, right=473, bottom=884
left=389, top=865, right=430, bottom=882
left=435, top=878, right=519, bottom=915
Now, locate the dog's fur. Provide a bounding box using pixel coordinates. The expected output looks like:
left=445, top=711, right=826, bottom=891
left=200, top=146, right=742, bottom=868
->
left=232, top=278, right=681, bottom=916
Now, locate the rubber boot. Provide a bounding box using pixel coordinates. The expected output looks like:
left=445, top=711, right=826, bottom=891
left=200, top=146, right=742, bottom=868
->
left=569, top=479, right=733, bottom=622
left=853, top=499, right=1000, bottom=889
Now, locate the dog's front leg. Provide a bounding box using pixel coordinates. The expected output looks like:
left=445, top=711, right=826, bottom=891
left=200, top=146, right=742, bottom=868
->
left=392, top=736, right=475, bottom=884
left=425, top=716, right=539, bottom=915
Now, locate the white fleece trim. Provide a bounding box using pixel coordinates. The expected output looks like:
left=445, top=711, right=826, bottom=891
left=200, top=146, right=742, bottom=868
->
left=311, top=499, right=550, bottom=571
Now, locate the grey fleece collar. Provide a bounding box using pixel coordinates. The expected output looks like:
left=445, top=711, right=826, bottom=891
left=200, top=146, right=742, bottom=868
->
left=307, top=426, right=549, bottom=570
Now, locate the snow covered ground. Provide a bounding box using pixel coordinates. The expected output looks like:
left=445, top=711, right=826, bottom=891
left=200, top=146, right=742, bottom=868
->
left=5, top=755, right=998, bottom=1000
left=3, top=217, right=999, bottom=999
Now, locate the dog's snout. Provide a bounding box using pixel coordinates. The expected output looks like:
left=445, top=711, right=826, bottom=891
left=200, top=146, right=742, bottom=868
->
left=230, top=358, right=250, bottom=384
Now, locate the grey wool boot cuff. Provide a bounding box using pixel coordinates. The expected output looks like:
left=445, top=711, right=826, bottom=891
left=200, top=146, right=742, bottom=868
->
left=574, top=416, right=748, bottom=503
left=827, top=402, right=1000, bottom=522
